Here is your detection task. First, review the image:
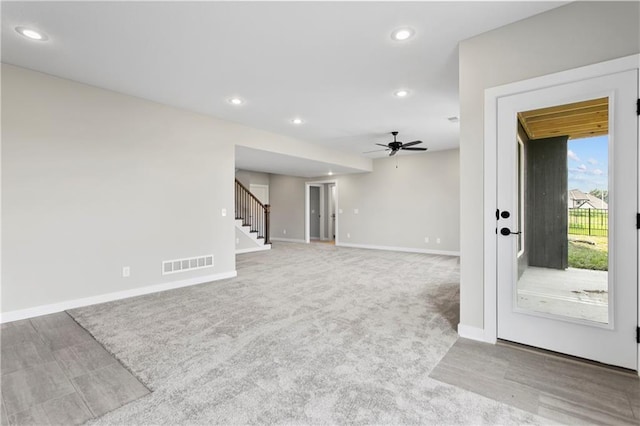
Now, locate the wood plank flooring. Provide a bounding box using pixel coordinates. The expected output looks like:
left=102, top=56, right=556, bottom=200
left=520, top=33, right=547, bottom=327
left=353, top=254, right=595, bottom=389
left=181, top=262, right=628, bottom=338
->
left=430, top=338, right=640, bottom=425
left=1, top=312, right=149, bottom=425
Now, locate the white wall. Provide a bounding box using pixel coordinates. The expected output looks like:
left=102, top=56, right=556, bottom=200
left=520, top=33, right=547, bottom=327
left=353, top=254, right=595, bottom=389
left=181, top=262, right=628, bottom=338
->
left=235, top=169, right=270, bottom=189
left=1, top=64, right=365, bottom=318
left=458, top=1, right=640, bottom=329
left=1, top=64, right=238, bottom=315
left=269, top=174, right=308, bottom=242
left=337, top=150, right=459, bottom=253
left=269, top=149, right=460, bottom=253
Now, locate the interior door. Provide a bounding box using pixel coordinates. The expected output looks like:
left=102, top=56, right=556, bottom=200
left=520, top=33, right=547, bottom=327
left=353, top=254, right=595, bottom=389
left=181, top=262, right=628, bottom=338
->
left=496, top=69, right=638, bottom=370
left=310, top=186, right=320, bottom=239
left=329, top=184, right=336, bottom=240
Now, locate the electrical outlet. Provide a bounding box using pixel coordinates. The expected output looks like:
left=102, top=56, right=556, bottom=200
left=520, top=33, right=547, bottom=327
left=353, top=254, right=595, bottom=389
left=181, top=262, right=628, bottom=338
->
left=339, top=209, right=343, bottom=214
left=122, top=266, right=130, bottom=278
left=283, top=229, right=287, bottom=234
left=354, top=208, right=359, bottom=214
left=424, top=237, right=429, bottom=243
left=436, top=238, right=441, bottom=244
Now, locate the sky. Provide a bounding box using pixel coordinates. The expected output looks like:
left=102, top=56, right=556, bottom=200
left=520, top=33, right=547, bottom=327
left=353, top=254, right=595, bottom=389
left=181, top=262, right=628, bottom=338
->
left=567, top=135, right=608, bottom=193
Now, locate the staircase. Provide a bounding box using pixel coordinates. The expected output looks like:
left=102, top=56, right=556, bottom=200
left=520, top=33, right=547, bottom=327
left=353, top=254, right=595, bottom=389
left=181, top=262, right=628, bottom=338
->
left=235, top=179, right=271, bottom=254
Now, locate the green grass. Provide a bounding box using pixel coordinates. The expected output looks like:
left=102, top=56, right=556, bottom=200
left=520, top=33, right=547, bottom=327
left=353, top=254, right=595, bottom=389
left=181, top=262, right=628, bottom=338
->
left=568, top=237, right=608, bottom=271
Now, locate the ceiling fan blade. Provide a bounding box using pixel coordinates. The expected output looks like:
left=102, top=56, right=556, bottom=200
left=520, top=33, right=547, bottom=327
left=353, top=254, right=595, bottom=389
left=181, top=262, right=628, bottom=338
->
left=389, top=149, right=399, bottom=156
left=375, top=143, right=390, bottom=148
left=402, top=140, right=423, bottom=147
left=401, top=147, right=428, bottom=151
left=362, top=148, right=388, bottom=154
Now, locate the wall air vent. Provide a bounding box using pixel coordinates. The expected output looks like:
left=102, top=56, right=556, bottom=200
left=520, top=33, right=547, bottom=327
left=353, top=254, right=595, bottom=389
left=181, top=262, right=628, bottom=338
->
left=162, top=254, right=213, bottom=275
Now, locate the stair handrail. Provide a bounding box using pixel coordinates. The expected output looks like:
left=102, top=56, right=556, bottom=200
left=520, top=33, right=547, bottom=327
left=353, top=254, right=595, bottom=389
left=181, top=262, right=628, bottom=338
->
left=235, top=179, right=270, bottom=244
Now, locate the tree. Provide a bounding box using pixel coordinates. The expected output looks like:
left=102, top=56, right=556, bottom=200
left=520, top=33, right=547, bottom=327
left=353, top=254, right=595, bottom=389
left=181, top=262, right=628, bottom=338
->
left=589, top=189, right=608, bottom=204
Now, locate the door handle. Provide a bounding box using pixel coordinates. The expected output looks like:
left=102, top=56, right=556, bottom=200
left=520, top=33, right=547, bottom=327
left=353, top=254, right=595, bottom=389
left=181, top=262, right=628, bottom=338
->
left=500, top=227, right=521, bottom=236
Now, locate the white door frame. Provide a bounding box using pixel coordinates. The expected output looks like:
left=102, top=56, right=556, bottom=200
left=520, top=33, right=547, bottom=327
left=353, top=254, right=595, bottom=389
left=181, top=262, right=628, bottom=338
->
left=328, top=184, right=336, bottom=240
left=483, top=54, right=639, bottom=371
left=308, top=184, right=324, bottom=240
left=305, top=180, right=339, bottom=244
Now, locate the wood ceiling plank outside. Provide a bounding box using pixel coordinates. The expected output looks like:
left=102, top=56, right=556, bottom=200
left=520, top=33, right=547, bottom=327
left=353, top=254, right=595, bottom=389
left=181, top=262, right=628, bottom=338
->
left=522, top=105, right=607, bottom=123
left=517, top=97, right=609, bottom=141
left=528, top=119, right=608, bottom=133
left=519, top=97, right=608, bottom=119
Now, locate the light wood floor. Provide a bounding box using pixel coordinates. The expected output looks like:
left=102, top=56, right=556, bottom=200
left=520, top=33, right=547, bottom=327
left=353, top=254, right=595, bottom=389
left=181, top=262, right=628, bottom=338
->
left=1, top=312, right=149, bottom=425
left=430, top=338, right=639, bottom=425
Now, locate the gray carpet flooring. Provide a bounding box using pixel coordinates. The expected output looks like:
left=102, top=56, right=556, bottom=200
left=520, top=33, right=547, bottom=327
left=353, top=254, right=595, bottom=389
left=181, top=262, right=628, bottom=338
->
left=69, top=242, right=544, bottom=424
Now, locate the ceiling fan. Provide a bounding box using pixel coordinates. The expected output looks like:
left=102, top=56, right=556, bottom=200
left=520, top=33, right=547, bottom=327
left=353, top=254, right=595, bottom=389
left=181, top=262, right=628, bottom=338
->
left=365, top=131, right=427, bottom=156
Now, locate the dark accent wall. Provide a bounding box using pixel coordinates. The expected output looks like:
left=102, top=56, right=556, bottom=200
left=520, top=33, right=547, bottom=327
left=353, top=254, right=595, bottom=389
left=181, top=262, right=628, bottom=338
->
left=525, top=136, right=568, bottom=269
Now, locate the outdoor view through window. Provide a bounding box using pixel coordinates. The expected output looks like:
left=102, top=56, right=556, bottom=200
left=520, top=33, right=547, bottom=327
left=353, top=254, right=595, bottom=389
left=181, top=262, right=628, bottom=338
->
left=515, top=97, right=609, bottom=324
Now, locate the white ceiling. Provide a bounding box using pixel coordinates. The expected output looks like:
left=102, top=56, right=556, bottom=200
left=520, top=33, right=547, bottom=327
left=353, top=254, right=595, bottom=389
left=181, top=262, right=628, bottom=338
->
left=1, top=1, right=565, bottom=177
left=236, top=146, right=368, bottom=178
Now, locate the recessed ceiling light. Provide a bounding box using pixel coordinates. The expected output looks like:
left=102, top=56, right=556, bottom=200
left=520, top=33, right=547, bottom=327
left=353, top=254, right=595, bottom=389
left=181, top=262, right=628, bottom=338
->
left=328, top=171, right=333, bottom=176
left=291, top=118, right=304, bottom=125
left=228, top=97, right=244, bottom=106
left=15, top=26, right=48, bottom=41
left=394, top=89, right=409, bottom=98
left=391, top=28, right=414, bottom=41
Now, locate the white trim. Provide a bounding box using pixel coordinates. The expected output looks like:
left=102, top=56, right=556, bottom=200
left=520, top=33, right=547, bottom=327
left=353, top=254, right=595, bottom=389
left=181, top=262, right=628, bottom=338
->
left=235, top=245, right=271, bottom=254
left=306, top=184, right=324, bottom=241
left=457, top=323, right=492, bottom=343
left=337, top=242, right=459, bottom=257
left=269, top=237, right=307, bottom=243
left=305, top=179, right=339, bottom=245
left=328, top=183, right=336, bottom=241
left=637, top=64, right=640, bottom=376
left=483, top=54, right=639, bottom=350
left=0, top=270, right=237, bottom=324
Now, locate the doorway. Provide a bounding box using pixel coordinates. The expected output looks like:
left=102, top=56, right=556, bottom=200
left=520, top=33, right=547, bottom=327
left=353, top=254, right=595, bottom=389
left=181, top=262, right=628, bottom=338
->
left=309, top=185, right=322, bottom=240
left=305, top=180, right=339, bottom=244
left=328, top=184, right=336, bottom=240
left=485, top=58, right=638, bottom=370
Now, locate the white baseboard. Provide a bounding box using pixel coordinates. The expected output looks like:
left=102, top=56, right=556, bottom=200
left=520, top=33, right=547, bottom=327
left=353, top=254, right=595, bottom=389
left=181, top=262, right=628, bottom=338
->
left=457, top=323, right=492, bottom=342
left=336, top=242, right=460, bottom=257
left=0, top=270, right=238, bottom=324
left=235, top=245, right=271, bottom=254
left=269, top=237, right=307, bottom=243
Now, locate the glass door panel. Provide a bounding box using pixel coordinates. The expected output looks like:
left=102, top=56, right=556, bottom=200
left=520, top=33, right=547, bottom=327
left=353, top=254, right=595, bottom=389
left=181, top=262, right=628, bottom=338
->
left=514, top=99, right=610, bottom=324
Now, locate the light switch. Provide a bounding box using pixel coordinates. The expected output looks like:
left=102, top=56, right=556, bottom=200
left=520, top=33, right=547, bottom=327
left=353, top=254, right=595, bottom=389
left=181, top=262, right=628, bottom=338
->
left=221, top=208, right=227, bottom=217
left=354, top=208, right=359, bottom=214
left=339, top=209, right=343, bottom=214
left=122, top=266, right=130, bottom=278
